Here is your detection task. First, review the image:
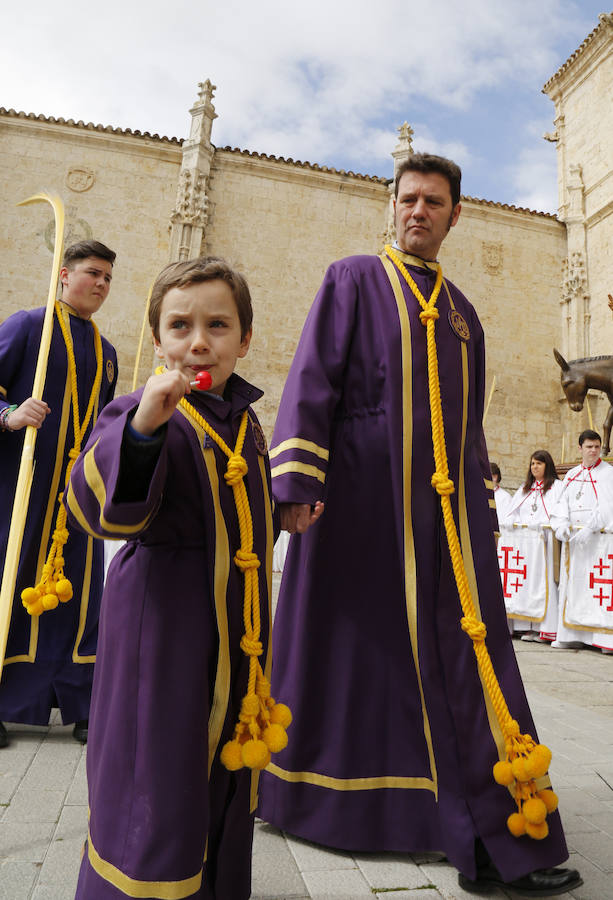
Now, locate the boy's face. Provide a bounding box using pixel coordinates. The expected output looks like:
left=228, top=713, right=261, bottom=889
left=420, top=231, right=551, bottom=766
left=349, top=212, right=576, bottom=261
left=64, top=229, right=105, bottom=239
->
left=153, top=279, right=251, bottom=396
left=580, top=439, right=601, bottom=467
left=59, top=256, right=113, bottom=319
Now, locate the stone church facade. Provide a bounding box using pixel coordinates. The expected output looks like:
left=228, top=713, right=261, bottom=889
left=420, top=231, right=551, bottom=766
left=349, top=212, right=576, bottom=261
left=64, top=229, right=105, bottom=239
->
left=0, top=13, right=611, bottom=488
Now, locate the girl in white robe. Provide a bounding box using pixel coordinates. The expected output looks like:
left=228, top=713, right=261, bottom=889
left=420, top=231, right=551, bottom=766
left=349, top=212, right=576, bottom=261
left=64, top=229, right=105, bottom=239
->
left=502, top=450, right=563, bottom=641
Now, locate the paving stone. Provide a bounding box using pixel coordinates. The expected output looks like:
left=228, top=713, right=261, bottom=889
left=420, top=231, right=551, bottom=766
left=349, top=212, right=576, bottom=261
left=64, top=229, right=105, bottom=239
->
left=565, top=849, right=613, bottom=899
left=286, top=835, right=357, bottom=871
left=31, top=885, right=78, bottom=900
left=559, top=813, right=599, bottom=834
left=566, top=830, right=613, bottom=873
left=20, top=760, right=80, bottom=793
left=374, top=892, right=442, bottom=899
left=581, top=811, right=613, bottom=837
left=37, top=836, right=83, bottom=886
left=0, top=774, right=20, bottom=806
left=418, top=862, right=508, bottom=899
left=355, top=852, right=428, bottom=889
left=55, top=804, right=88, bottom=841
left=3, top=789, right=65, bottom=824
left=556, top=786, right=607, bottom=817
left=0, top=821, right=54, bottom=861
left=0, top=859, right=39, bottom=899
left=251, top=841, right=308, bottom=898
left=301, top=867, right=373, bottom=898
left=567, top=772, right=613, bottom=800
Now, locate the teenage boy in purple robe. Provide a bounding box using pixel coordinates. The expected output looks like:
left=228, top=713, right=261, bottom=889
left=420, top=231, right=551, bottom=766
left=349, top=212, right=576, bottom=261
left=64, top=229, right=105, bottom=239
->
left=0, top=240, right=117, bottom=748
left=67, top=257, right=300, bottom=899
left=258, top=154, right=581, bottom=897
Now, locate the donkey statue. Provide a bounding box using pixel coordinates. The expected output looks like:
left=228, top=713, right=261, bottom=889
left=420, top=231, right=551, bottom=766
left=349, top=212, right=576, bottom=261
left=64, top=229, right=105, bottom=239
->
left=554, top=348, right=613, bottom=456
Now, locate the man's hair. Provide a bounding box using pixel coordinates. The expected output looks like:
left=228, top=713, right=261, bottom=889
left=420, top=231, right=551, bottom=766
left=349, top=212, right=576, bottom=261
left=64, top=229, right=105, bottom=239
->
left=394, top=153, right=462, bottom=207
left=522, top=449, right=559, bottom=494
left=490, top=462, right=501, bottom=481
left=62, top=240, right=116, bottom=269
left=579, top=429, right=601, bottom=446
left=149, top=256, right=253, bottom=340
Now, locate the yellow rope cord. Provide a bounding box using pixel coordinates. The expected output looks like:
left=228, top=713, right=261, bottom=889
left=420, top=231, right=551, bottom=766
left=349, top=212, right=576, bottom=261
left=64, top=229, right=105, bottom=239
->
left=176, top=384, right=291, bottom=771
left=21, top=303, right=103, bottom=617
left=384, top=246, right=557, bottom=840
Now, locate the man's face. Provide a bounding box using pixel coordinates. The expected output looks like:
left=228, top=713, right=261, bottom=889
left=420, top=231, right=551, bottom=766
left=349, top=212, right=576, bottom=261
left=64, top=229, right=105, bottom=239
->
left=394, top=171, right=461, bottom=261
left=60, top=256, right=113, bottom=319
left=580, top=439, right=601, bottom=467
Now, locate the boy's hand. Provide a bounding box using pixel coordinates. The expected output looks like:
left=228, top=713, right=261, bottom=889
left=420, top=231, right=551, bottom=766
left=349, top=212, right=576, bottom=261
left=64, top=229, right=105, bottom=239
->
left=132, top=370, right=191, bottom=436
left=280, top=501, right=324, bottom=534
left=6, top=398, right=51, bottom=431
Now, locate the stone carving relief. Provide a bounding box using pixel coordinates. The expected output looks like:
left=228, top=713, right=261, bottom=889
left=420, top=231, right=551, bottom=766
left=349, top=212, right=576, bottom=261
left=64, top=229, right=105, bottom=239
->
left=169, top=170, right=208, bottom=229
left=482, top=241, right=503, bottom=275
left=66, top=167, right=95, bottom=193
left=44, top=217, right=93, bottom=253
left=561, top=251, right=588, bottom=303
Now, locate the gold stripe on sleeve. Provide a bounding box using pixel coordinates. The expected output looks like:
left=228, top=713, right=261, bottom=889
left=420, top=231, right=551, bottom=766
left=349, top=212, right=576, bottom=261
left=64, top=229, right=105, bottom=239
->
left=0, top=385, right=7, bottom=399
left=82, top=442, right=156, bottom=535
left=484, top=478, right=495, bottom=490
left=269, top=438, right=329, bottom=461
left=271, top=461, right=326, bottom=483
left=488, top=499, right=497, bottom=509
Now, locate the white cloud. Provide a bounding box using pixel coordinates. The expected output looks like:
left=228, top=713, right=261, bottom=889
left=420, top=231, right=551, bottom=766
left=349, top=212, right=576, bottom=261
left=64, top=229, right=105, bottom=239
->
left=508, top=120, right=560, bottom=213
left=0, top=0, right=598, bottom=182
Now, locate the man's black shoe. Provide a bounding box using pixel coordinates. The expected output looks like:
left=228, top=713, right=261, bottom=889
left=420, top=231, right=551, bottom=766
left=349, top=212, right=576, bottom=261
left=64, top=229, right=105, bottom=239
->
left=0, top=722, right=8, bottom=748
left=73, top=720, right=88, bottom=744
left=459, top=863, right=583, bottom=897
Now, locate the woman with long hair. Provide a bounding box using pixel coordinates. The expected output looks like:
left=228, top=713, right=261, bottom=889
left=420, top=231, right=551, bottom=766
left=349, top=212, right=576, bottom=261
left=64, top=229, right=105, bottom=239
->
left=502, top=450, right=563, bottom=642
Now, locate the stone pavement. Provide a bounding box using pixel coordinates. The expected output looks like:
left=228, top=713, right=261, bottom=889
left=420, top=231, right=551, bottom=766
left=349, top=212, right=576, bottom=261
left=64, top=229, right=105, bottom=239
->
left=1, top=607, right=613, bottom=898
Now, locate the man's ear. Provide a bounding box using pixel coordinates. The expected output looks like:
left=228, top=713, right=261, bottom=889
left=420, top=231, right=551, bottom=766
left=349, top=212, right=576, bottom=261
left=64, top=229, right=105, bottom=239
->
left=450, top=202, right=462, bottom=228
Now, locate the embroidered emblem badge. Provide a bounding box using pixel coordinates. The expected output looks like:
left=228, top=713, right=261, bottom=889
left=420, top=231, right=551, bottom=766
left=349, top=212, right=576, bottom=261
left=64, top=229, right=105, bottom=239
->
left=448, top=310, right=470, bottom=342
left=202, top=434, right=214, bottom=451
left=251, top=421, right=268, bottom=455
left=106, top=359, right=115, bottom=383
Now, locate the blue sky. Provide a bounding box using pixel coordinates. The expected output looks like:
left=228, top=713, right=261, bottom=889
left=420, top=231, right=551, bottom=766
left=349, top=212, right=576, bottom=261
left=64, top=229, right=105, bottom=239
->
left=2, top=1, right=608, bottom=212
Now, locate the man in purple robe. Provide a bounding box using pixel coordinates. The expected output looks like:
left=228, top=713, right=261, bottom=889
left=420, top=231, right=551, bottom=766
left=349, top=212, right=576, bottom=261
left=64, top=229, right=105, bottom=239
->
left=0, top=240, right=117, bottom=747
left=258, top=154, right=581, bottom=897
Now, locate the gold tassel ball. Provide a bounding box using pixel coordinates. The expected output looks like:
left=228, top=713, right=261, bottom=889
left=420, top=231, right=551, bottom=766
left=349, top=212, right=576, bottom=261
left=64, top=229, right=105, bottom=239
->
left=538, top=789, right=559, bottom=813
left=493, top=760, right=514, bottom=786
left=270, top=702, right=292, bottom=728
left=220, top=740, right=244, bottom=771
left=522, top=797, right=548, bottom=825
left=507, top=813, right=527, bottom=837
left=526, top=820, right=549, bottom=840
left=262, top=723, right=288, bottom=753
left=241, top=739, right=270, bottom=770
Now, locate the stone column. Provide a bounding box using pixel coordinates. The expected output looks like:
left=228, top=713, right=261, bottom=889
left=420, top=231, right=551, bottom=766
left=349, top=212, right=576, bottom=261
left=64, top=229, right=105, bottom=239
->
left=168, top=80, right=217, bottom=261
left=383, top=122, right=414, bottom=246
left=560, top=164, right=590, bottom=359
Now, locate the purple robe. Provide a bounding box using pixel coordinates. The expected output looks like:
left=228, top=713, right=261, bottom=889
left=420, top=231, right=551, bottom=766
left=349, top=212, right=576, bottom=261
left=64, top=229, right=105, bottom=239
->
left=0, top=302, right=117, bottom=724
left=66, top=375, right=275, bottom=900
left=257, top=251, right=568, bottom=881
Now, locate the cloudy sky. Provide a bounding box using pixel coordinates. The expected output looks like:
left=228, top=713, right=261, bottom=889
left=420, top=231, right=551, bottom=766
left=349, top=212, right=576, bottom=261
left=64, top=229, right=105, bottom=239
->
left=3, top=1, right=607, bottom=212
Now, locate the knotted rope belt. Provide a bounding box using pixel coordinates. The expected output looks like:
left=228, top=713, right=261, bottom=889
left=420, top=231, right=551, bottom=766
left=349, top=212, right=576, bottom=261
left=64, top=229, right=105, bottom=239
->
left=179, top=394, right=291, bottom=772
left=22, top=303, right=103, bottom=617
left=385, top=246, right=557, bottom=840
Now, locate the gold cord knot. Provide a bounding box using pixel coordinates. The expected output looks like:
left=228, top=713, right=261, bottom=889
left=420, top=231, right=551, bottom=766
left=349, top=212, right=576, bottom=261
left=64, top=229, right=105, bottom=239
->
left=68, top=448, right=80, bottom=460
left=461, top=616, right=487, bottom=641
left=225, top=453, right=248, bottom=485
left=419, top=307, right=439, bottom=325
left=234, top=549, right=260, bottom=571
left=240, top=635, right=263, bottom=656
left=431, top=472, right=454, bottom=495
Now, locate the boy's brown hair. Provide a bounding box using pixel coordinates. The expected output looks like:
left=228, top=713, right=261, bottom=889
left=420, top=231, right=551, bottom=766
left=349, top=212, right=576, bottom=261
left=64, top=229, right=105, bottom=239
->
left=62, top=240, right=116, bottom=268
left=149, top=257, right=253, bottom=340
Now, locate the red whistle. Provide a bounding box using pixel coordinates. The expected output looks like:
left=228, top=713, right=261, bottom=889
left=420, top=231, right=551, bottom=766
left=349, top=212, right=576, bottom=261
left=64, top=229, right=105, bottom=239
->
left=190, top=370, right=213, bottom=390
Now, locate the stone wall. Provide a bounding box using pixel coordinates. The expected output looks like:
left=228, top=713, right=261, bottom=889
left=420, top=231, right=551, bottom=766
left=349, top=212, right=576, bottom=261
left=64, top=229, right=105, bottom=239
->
left=0, top=109, right=572, bottom=492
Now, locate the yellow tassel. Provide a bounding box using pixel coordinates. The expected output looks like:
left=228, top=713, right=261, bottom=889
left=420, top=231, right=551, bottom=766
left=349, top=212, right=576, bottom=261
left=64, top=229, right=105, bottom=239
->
left=538, top=789, right=559, bottom=813
left=523, top=798, right=548, bottom=825
left=177, top=389, right=292, bottom=773
left=384, top=245, right=556, bottom=841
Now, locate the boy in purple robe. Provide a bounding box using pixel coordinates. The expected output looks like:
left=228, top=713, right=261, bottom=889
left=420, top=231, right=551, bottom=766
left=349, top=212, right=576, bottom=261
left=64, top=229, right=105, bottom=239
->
left=258, top=155, right=581, bottom=897
left=67, top=257, right=296, bottom=899
left=0, top=240, right=117, bottom=748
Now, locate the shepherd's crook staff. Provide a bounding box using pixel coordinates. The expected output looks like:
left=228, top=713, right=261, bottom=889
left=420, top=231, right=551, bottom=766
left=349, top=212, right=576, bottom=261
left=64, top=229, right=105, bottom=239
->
left=131, top=284, right=153, bottom=392
left=0, top=192, right=65, bottom=678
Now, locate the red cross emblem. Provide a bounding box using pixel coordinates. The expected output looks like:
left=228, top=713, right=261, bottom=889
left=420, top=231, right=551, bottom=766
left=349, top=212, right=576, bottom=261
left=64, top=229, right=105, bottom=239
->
left=589, top=555, right=613, bottom=612
left=498, top=545, right=527, bottom=598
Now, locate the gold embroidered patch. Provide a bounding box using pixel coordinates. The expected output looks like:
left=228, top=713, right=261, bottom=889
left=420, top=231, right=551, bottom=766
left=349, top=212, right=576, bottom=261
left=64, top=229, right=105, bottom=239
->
left=251, top=421, right=268, bottom=455
left=448, top=310, right=470, bottom=342
left=106, top=359, right=115, bottom=383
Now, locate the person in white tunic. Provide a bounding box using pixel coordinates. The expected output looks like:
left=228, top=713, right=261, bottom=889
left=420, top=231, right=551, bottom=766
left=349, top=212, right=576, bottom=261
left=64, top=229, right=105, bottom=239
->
left=501, top=451, right=563, bottom=642
left=550, top=430, right=613, bottom=653
left=490, top=462, right=513, bottom=522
